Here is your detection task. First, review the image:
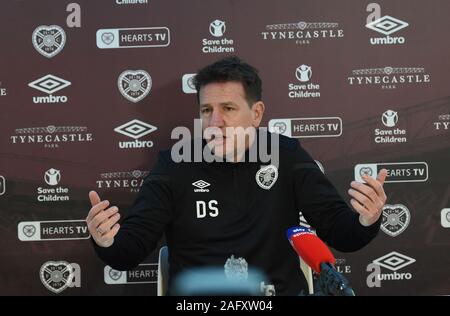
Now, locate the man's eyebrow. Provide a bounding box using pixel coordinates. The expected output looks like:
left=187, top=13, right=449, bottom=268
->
left=220, top=102, right=237, bottom=106
left=200, top=102, right=238, bottom=107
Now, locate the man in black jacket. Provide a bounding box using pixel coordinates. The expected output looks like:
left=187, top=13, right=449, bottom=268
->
left=87, top=56, right=387, bottom=295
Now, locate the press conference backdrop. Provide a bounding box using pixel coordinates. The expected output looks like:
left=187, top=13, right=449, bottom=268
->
left=0, top=0, right=449, bottom=296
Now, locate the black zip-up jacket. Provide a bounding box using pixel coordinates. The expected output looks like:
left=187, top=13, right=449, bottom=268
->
left=93, top=132, right=381, bottom=295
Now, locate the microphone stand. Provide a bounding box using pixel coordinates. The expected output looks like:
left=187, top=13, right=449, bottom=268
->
left=311, top=263, right=355, bottom=296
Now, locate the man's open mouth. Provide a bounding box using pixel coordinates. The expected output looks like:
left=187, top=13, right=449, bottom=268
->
left=210, top=134, right=226, bottom=143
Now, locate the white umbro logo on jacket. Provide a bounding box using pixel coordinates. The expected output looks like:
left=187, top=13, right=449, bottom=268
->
left=192, top=180, right=210, bottom=192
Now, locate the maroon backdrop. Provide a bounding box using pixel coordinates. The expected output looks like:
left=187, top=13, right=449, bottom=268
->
left=0, top=0, right=449, bottom=295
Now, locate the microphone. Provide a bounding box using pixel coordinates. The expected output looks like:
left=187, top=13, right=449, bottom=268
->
left=287, top=226, right=355, bottom=296
left=286, top=226, right=335, bottom=273
left=172, top=266, right=267, bottom=296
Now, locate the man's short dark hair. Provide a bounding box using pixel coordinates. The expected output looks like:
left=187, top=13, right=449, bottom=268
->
left=193, top=56, right=262, bottom=106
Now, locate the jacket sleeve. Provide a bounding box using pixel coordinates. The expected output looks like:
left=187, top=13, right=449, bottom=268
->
left=292, top=142, right=381, bottom=252
left=92, top=152, right=174, bottom=270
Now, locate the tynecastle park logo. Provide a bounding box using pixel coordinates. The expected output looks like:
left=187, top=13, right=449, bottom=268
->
left=347, top=66, right=431, bottom=90
left=10, top=125, right=93, bottom=149
left=261, top=20, right=344, bottom=45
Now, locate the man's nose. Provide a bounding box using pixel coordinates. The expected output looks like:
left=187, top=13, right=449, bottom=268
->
left=208, top=109, right=225, bottom=127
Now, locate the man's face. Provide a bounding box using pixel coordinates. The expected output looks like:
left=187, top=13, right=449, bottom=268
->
left=199, top=81, right=263, bottom=159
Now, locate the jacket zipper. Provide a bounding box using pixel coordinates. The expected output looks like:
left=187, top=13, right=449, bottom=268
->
left=233, top=167, right=241, bottom=210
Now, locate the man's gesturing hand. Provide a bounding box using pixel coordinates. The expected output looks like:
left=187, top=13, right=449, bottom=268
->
left=86, top=191, right=121, bottom=248
left=348, top=169, right=388, bottom=227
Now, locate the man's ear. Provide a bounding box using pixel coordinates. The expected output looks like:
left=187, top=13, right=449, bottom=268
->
left=251, top=101, right=265, bottom=127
